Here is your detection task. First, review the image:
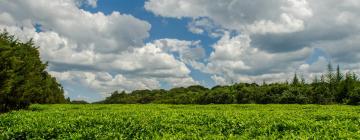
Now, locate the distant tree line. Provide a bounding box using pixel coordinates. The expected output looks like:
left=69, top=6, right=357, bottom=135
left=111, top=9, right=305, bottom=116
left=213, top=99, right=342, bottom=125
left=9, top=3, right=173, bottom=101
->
left=100, top=64, right=360, bottom=105
left=70, top=100, right=89, bottom=104
left=0, top=32, right=67, bottom=112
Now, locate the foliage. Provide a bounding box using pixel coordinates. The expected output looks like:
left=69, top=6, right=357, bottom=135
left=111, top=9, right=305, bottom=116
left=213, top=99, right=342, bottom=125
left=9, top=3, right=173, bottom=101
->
left=102, top=64, right=360, bottom=105
left=0, top=104, right=359, bottom=139
left=0, top=31, right=67, bottom=112
left=70, top=100, right=89, bottom=104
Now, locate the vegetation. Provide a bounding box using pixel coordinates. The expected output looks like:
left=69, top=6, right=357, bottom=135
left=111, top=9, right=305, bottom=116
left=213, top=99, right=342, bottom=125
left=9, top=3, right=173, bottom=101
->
left=101, top=64, right=360, bottom=105
left=0, top=32, right=67, bottom=112
left=1, top=30, right=360, bottom=114
left=0, top=104, right=359, bottom=139
left=0, top=30, right=359, bottom=139
left=70, top=100, right=89, bottom=104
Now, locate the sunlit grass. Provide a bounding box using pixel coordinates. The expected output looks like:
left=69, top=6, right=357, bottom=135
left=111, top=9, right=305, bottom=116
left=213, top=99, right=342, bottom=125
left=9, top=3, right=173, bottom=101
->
left=1, top=104, right=359, bottom=139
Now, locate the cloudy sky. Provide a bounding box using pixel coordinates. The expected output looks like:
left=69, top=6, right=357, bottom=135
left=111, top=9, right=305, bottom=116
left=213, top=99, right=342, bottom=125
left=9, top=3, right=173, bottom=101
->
left=1, top=0, right=360, bottom=102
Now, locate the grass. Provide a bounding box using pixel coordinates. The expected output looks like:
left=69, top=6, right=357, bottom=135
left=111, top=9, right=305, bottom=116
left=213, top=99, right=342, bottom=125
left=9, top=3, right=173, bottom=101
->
left=0, top=104, right=359, bottom=139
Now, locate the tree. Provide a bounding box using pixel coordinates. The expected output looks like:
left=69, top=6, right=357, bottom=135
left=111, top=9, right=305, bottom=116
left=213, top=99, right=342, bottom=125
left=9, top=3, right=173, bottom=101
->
left=324, top=62, right=336, bottom=102
left=335, top=65, right=343, bottom=83
left=66, top=97, right=71, bottom=103
left=326, top=63, right=335, bottom=87
left=313, top=75, right=319, bottom=84
left=71, top=100, right=89, bottom=104
left=301, top=75, right=306, bottom=85
left=0, top=31, right=66, bottom=112
left=292, top=73, right=300, bottom=85
left=348, top=86, right=360, bottom=105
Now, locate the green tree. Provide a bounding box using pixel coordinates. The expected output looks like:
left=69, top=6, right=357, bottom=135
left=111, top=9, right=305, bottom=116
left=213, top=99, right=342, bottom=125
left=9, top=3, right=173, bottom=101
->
left=335, top=65, right=343, bottom=83
left=0, top=31, right=66, bottom=112
left=292, top=73, right=300, bottom=85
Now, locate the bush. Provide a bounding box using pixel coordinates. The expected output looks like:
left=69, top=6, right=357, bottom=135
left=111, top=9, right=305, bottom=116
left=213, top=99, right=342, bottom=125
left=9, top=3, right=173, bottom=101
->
left=348, top=88, right=360, bottom=105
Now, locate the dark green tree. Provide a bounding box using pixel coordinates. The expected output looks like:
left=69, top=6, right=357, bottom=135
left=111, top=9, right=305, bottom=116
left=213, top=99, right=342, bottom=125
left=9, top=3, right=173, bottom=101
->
left=335, top=65, right=343, bottom=83
left=292, top=73, right=300, bottom=85
left=0, top=31, right=66, bottom=112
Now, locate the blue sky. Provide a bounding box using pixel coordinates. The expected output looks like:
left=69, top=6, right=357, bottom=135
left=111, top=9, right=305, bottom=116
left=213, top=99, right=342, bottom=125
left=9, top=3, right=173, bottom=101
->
left=84, top=0, right=219, bottom=85
left=74, top=0, right=219, bottom=101
left=1, top=0, right=359, bottom=102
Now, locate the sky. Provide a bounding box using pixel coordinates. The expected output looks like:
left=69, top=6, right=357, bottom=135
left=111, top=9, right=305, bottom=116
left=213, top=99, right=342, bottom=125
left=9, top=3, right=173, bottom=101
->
left=1, top=0, right=360, bottom=102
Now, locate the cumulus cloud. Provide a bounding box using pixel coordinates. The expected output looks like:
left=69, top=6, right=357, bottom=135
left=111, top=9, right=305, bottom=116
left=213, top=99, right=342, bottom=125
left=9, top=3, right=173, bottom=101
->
left=104, top=42, right=196, bottom=79
left=199, top=32, right=312, bottom=84
left=187, top=18, right=224, bottom=37
left=146, top=0, right=360, bottom=85
left=2, top=0, right=360, bottom=97
left=0, top=0, right=151, bottom=53
left=146, top=0, right=312, bottom=35
left=46, top=38, right=200, bottom=95
left=50, top=71, right=161, bottom=95
left=0, top=0, right=200, bottom=97
left=150, top=39, right=206, bottom=64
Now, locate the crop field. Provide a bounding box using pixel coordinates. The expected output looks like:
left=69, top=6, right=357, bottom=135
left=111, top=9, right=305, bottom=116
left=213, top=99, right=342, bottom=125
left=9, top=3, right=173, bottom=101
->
left=0, top=104, right=359, bottom=139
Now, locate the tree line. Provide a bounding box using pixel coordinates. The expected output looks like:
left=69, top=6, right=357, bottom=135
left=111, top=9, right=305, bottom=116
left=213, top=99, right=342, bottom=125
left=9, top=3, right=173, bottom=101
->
left=100, top=64, right=360, bottom=105
left=0, top=32, right=67, bottom=112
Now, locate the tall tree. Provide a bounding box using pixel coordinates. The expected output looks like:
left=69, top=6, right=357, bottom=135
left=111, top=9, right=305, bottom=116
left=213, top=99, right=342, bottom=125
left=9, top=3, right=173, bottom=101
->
left=327, top=62, right=334, bottom=84
left=301, top=75, right=306, bottom=85
left=0, top=31, right=66, bottom=112
left=313, top=75, right=319, bottom=84
left=292, top=73, right=300, bottom=85
left=335, top=65, right=343, bottom=83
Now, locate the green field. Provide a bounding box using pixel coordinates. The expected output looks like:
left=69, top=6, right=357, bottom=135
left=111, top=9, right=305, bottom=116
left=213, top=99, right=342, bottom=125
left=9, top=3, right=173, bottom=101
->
left=0, top=104, right=359, bottom=139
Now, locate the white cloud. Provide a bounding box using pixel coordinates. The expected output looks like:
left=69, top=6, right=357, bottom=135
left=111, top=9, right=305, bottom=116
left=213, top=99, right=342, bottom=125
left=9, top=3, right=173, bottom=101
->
left=198, top=33, right=312, bottom=84
left=146, top=0, right=312, bottom=34
left=245, top=13, right=305, bottom=34
left=188, top=26, right=204, bottom=34
left=105, top=43, right=193, bottom=79
left=0, top=24, right=199, bottom=94
left=47, top=38, right=201, bottom=94
left=211, top=75, right=228, bottom=85
left=81, top=0, right=98, bottom=8
left=151, top=39, right=205, bottom=63
left=187, top=18, right=223, bottom=37
left=3, top=0, right=360, bottom=96
left=146, top=0, right=360, bottom=85
left=50, top=71, right=161, bottom=95
left=281, top=0, right=313, bottom=19
left=145, top=0, right=204, bottom=18
left=0, top=12, right=15, bottom=26
left=0, top=0, right=151, bottom=53
left=203, top=32, right=360, bottom=85
left=0, top=0, right=200, bottom=98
